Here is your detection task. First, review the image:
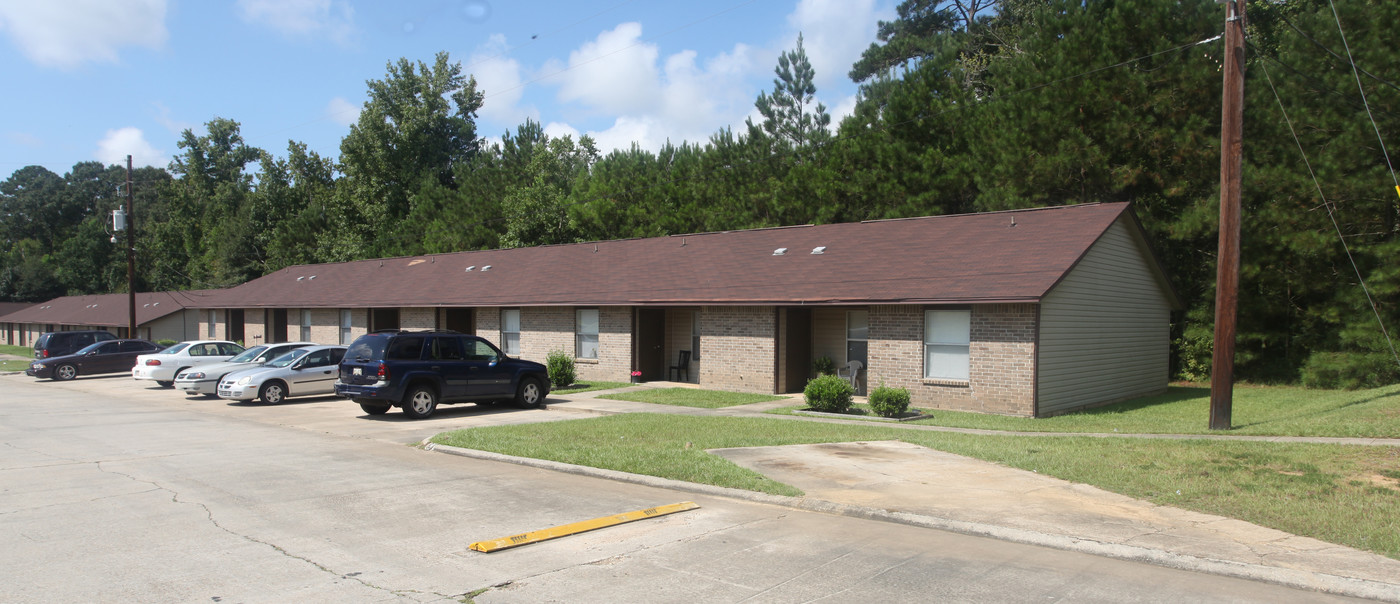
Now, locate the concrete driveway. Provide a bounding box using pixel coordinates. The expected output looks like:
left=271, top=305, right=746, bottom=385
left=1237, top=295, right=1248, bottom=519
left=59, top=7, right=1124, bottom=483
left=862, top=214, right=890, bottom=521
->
left=0, top=373, right=1377, bottom=603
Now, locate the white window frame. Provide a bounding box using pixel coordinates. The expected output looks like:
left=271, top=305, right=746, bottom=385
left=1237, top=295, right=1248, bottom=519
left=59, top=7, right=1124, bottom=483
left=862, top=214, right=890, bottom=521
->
left=924, top=309, right=971, bottom=381
left=576, top=309, right=599, bottom=359
left=690, top=311, right=700, bottom=360
left=207, top=310, right=216, bottom=339
left=300, top=309, right=312, bottom=342
left=339, top=309, right=353, bottom=345
left=501, top=309, right=521, bottom=355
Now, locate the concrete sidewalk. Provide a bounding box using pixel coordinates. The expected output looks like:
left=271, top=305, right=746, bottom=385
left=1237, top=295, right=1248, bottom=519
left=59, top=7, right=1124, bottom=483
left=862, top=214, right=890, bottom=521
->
left=430, top=384, right=1400, bottom=601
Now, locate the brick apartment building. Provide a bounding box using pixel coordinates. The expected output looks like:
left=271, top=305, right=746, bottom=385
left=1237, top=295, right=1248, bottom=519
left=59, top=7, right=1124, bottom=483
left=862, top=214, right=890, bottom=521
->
left=165, top=202, right=1180, bottom=417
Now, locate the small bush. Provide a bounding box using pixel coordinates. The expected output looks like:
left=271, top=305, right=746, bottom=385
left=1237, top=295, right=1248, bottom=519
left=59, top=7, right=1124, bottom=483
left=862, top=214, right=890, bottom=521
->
left=868, top=382, right=911, bottom=418
left=546, top=349, right=576, bottom=389
left=804, top=374, right=853, bottom=413
left=1301, top=351, right=1400, bottom=390
left=813, top=356, right=836, bottom=376
left=156, top=339, right=177, bottom=347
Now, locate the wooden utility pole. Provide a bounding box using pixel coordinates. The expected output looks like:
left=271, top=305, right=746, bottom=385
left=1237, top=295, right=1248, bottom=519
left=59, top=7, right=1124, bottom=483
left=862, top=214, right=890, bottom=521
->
left=1210, top=0, right=1247, bottom=431
left=126, top=155, right=136, bottom=338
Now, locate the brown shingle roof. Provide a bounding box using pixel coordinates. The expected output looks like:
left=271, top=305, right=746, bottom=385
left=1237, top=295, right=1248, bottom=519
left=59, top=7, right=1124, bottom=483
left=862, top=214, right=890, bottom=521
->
left=0, top=291, right=210, bottom=326
left=192, top=203, right=1168, bottom=309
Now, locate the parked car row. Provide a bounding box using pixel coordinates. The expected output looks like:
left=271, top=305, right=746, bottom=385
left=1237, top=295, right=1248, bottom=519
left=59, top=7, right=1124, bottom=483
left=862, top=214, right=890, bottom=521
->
left=24, top=329, right=552, bottom=420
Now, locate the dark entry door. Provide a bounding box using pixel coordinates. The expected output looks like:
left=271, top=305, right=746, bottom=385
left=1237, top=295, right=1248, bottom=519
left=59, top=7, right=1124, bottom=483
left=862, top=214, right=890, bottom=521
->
left=444, top=308, right=473, bottom=333
left=637, top=309, right=665, bottom=380
left=785, top=308, right=813, bottom=393
left=228, top=309, right=245, bottom=344
left=269, top=309, right=288, bottom=343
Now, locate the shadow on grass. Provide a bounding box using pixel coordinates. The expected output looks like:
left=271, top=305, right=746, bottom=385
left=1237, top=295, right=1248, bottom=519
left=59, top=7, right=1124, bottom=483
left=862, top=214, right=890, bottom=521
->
left=1064, top=386, right=1209, bottom=417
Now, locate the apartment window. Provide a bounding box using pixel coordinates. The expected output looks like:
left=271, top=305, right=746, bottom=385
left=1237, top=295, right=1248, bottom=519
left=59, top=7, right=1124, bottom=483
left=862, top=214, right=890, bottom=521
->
left=207, top=310, right=216, bottom=339
left=300, top=309, right=312, bottom=342
left=925, top=310, right=971, bottom=380
left=501, top=309, right=521, bottom=355
left=339, top=309, right=353, bottom=345
left=576, top=309, right=599, bottom=359
left=690, top=311, right=700, bottom=360
left=846, top=310, right=868, bottom=368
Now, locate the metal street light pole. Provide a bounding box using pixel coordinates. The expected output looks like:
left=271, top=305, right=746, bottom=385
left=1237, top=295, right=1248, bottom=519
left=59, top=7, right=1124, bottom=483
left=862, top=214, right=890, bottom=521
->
left=126, top=155, right=136, bottom=338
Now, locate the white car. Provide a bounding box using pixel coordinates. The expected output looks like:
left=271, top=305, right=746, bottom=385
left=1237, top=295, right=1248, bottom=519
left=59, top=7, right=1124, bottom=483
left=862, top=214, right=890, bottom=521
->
left=174, top=342, right=315, bottom=397
left=218, top=345, right=347, bottom=405
left=133, top=340, right=245, bottom=387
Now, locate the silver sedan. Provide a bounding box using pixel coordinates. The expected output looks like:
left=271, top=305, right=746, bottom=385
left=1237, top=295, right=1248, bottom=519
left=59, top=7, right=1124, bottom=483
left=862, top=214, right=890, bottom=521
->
left=217, top=346, right=346, bottom=405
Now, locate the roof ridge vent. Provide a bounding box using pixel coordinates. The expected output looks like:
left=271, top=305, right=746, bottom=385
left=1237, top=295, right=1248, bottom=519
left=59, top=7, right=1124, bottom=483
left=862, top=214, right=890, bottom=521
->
left=465, top=266, right=476, bottom=272
left=481, top=265, right=492, bottom=271
left=773, top=247, right=787, bottom=256
left=811, top=246, right=826, bottom=255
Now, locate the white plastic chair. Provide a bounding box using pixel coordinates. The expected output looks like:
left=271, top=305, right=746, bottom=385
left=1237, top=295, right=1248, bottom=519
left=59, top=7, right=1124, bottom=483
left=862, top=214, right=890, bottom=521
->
left=837, top=360, right=863, bottom=390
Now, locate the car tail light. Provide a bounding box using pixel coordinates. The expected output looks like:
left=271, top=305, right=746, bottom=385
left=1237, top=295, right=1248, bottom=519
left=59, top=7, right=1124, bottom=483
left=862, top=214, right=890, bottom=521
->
left=41, top=350, right=50, bottom=358
left=377, top=362, right=388, bottom=381
left=145, top=359, right=162, bottom=366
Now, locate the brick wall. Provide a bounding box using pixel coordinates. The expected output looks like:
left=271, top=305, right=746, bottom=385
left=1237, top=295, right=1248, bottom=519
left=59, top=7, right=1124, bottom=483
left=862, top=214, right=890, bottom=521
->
left=244, top=309, right=267, bottom=346
left=400, top=307, right=436, bottom=330
left=306, top=308, right=340, bottom=344
left=867, top=304, right=1037, bottom=416
left=476, top=307, right=500, bottom=340
left=697, top=306, right=775, bottom=394
left=514, top=306, right=631, bottom=383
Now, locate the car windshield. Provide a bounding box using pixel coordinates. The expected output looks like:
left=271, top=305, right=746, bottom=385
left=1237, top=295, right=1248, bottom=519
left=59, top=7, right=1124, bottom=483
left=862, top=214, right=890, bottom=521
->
left=228, top=345, right=269, bottom=363
left=160, top=343, right=190, bottom=354
left=265, top=349, right=309, bottom=368
left=75, top=342, right=105, bottom=355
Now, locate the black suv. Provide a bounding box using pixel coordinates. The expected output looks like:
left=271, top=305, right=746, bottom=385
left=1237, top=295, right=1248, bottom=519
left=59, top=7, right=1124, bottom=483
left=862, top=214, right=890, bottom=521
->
left=34, top=330, right=118, bottom=359
left=335, top=330, right=550, bottom=419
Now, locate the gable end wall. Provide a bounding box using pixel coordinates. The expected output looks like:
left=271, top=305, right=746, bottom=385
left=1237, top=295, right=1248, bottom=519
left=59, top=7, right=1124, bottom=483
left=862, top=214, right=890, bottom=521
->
left=1037, top=217, right=1172, bottom=415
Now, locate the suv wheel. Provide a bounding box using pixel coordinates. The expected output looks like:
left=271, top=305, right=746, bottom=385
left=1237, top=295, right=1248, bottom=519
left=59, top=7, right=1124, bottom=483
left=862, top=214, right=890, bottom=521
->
left=515, top=377, right=544, bottom=409
left=402, top=386, right=438, bottom=419
left=359, top=402, right=391, bottom=415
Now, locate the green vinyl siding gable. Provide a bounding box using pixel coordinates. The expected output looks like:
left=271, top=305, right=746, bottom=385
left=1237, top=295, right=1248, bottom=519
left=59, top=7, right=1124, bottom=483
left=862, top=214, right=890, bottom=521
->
left=1037, top=217, right=1172, bottom=415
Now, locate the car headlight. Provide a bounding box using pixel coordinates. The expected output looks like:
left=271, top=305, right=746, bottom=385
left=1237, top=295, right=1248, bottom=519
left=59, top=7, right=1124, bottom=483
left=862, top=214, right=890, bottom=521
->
left=32, top=363, right=45, bottom=370
left=236, top=376, right=253, bottom=385
left=182, top=371, right=205, bottom=380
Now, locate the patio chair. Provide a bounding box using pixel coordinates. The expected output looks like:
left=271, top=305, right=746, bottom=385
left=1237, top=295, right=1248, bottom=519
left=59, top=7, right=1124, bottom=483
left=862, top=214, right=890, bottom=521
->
left=837, top=360, right=863, bottom=390
left=668, top=350, right=691, bottom=382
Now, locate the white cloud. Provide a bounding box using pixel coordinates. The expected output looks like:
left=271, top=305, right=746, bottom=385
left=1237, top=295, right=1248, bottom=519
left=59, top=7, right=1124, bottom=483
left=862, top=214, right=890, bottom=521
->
left=547, top=22, right=661, bottom=115
left=537, top=23, right=761, bottom=154
left=0, top=0, right=167, bottom=69
left=785, top=0, right=887, bottom=89
left=471, top=35, right=538, bottom=129
left=326, top=97, right=361, bottom=127
left=96, top=127, right=167, bottom=169
left=542, top=122, right=581, bottom=142
left=236, top=0, right=354, bottom=43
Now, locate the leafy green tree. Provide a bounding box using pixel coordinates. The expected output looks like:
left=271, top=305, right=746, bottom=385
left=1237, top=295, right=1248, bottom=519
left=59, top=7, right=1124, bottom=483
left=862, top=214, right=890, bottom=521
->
left=334, top=51, right=485, bottom=259
left=501, top=134, right=597, bottom=248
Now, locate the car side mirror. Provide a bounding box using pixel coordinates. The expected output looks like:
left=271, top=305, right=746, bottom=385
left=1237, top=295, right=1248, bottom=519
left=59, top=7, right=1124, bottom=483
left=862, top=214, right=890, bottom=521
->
left=86, top=351, right=98, bottom=356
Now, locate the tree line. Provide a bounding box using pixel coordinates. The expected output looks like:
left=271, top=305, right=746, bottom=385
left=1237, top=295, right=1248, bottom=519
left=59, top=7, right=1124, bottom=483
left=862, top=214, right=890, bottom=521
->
left=2, top=0, right=1396, bottom=387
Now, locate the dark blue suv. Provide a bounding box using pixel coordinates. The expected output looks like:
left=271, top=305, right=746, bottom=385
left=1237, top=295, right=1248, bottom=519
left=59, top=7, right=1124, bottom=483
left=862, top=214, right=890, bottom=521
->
left=334, top=330, right=550, bottom=419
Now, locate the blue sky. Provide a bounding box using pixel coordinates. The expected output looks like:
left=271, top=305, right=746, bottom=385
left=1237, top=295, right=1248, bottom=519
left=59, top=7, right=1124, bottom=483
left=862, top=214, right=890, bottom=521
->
left=0, top=0, right=892, bottom=176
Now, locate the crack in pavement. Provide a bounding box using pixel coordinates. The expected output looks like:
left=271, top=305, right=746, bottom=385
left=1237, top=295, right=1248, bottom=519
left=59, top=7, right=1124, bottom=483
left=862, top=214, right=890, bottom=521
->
left=90, top=460, right=457, bottom=602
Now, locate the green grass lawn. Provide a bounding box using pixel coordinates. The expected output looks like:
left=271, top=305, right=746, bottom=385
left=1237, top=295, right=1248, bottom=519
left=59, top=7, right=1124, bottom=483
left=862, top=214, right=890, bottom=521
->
left=0, top=344, right=32, bottom=357
left=1, top=359, right=31, bottom=372
left=773, top=383, right=1400, bottom=438
left=598, top=387, right=787, bottom=408
left=551, top=381, right=633, bottom=395
left=432, top=413, right=1400, bottom=560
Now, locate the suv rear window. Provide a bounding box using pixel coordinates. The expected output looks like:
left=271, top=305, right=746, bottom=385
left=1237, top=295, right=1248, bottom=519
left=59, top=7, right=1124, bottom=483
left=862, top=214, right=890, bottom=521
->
left=346, top=335, right=388, bottom=361
left=386, top=336, right=425, bottom=360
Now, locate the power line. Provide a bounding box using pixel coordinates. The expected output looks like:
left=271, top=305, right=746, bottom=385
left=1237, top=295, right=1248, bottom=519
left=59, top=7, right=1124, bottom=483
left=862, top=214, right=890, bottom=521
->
left=1325, top=0, right=1400, bottom=195
left=1258, top=62, right=1400, bottom=371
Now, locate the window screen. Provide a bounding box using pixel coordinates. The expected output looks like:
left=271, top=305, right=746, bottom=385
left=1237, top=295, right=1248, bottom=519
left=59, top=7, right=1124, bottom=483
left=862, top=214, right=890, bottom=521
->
left=576, top=309, right=599, bottom=359
left=924, top=310, right=971, bottom=380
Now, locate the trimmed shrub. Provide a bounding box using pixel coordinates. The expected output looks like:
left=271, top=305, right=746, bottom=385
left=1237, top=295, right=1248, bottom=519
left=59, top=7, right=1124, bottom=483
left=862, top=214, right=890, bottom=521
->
left=546, top=349, right=576, bottom=389
left=804, top=374, right=853, bottom=413
left=813, top=356, right=836, bottom=376
left=1301, top=351, right=1400, bottom=390
left=868, top=383, right=911, bottom=418
left=156, top=339, right=178, bottom=347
